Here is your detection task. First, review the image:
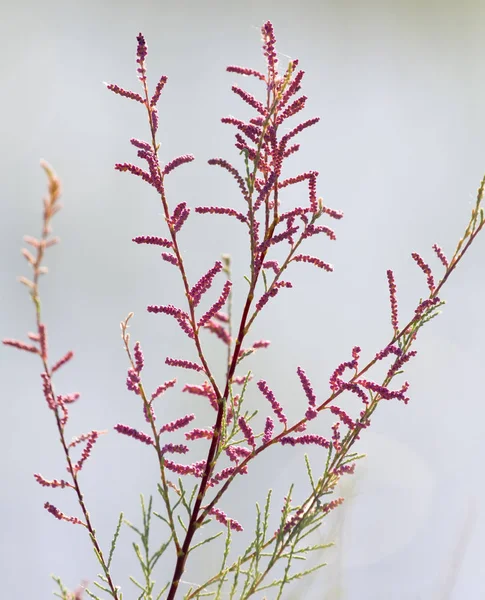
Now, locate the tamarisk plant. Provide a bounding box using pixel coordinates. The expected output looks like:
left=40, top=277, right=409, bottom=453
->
left=4, top=20, right=484, bottom=600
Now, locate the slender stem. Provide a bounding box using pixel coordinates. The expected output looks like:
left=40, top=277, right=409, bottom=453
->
left=31, top=191, right=120, bottom=598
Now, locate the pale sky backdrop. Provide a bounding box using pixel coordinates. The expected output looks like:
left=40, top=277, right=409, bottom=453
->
left=1, top=1, right=484, bottom=599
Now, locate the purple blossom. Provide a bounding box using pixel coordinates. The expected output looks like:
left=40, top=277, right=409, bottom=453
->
left=164, top=154, right=195, bottom=175
left=185, top=428, right=214, bottom=441
left=225, top=445, right=252, bottom=463
left=130, top=138, right=152, bottom=151
left=256, top=281, right=292, bottom=312
left=190, top=261, right=223, bottom=307
left=432, top=244, right=449, bottom=268
left=202, top=320, right=231, bottom=345
left=280, top=434, right=331, bottom=448
left=160, top=443, right=189, bottom=455
left=261, top=20, right=278, bottom=82
left=226, top=65, right=265, bottom=80
left=262, top=417, right=274, bottom=444
left=159, top=413, right=195, bottom=434
left=165, top=357, right=204, bottom=372
left=114, top=162, right=152, bottom=184
left=3, top=339, right=39, bottom=354
left=150, top=75, right=168, bottom=106
left=231, top=86, right=266, bottom=115
left=195, top=204, right=247, bottom=224
left=161, top=252, right=179, bottom=266
left=163, top=459, right=206, bottom=477
left=198, top=280, right=232, bottom=327
left=151, top=378, right=177, bottom=401
left=257, top=380, right=287, bottom=425
left=412, top=252, right=435, bottom=292
left=171, top=202, right=190, bottom=232
left=208, top=506, right=243, bottom=532
left=209, top=464, right=247, bottom=487
left=105, top=83, right=145, bottom=104
left=114, top=424, right=153, bottom=445
left=238, top=416, right=256, bottom=449
left=132, top=235, right=172, bottom=248
left=386, top=269, right=399, bottom=333
left=133, top=342, right=144, bottom=373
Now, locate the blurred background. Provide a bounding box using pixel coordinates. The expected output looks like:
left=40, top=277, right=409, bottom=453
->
left=1, top=0, right=484, bottom=598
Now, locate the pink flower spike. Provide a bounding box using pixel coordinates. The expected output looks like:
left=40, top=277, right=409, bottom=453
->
left=160, top=443, right=189, bottom=455
left=202, top=320, right=231, bottom=345
left=321, top=497, right=345, bottom=515
left=51, top=350, right=74, bottom=373
left=171, top=202, right=190, bottom=232
left=329, top=405, right=356, bottom=429
left=150, top=75, right=168, bottom=106
left=261, top=21, right=278, bottom=82
left=130, top=138, right=152, bottom=152
left=161, top=252, right=179, bottom=266
left=296, top=367, right=317, bottom=408
left=231, top=374, right=253, bottom=385
left=44, top=502, right=85, bottom=526
left=225, top=445, right=251, bottom=463
left=280, top=434, right=331, bottom=448
left=386, top=269, right=399, bottom=333
left=34, top=474, right=73, bottom=489
left=126, top=368, right=141, bottom=394
left=334, top=463, right=356, bottom=477
left=165, top=357, right=204, bottom=372
left=207, top=158, right=248, bottom=199
left=38, top=323, right=48, bottom=361
left=195, top=205, right=247, bottom=223
left=432, top=244, right=449, bottom=268
left=262, top=416, right=274, bottom=444
left=163, top=459, right=207, bottom=477
left=133, top=341, right=144, bottom=373
left=190, top=261, right=223, bottom=307
left=105, top=83, right=145, bottom=104
left=57, top=392, right=80, bottom=404
left=185, top=428, right=214, bottom=441
left=136, top=33, right=147, bottom=83
left=40, top=372, right=56, bottom=410
left=263, top=260, right=279, bottom=273
left=114, top=424, right=153, bottom=445
left=159, top=413, right=195, bottom=434
left=74, top=431, right=101, bottom=473
left=115, top=162, right=152, bottom=184
left=238, top=416, right=256, bottom=449
left=231, top=85, right=266, bottom=115
left=415, top=296, right=441, bottom=317
left=411, top=252, right=435, bottom=292
left=214, top=311, right=229, bottom=323
left=226, top=65, right=266, bottom=80
left=2, top=338, right=39, bottom=353
left=208, top=506, right=243, bottom=532
left=147, top=304, right=189, bottom=320
left=292, top=254, right=333, bottom=272
left=256, top=281, right=292, bottom=312
left=321, top=205, right=344, bottom=220
left=257, top=380, right=287, bottom=425
left=151, top=107, right=159, bottom=133
left=132, top=235, right=172, bottom=248
left=164, top=154, right=195, bottom=175
left=252, top=339, right=270, bottom=349
left=151, top=378, right=177, bottom=400
left=280, top=117, right=320, bottom=147
left=209, top=465, right=248, bottom=487
left=198, top=280, right=232, bottom=327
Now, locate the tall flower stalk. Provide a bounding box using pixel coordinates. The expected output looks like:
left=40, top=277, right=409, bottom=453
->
left=4, top=21, right=484, bottom=600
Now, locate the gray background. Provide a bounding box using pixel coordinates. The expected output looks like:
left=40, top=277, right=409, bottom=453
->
left=1, top=0, right=484, bottom=598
